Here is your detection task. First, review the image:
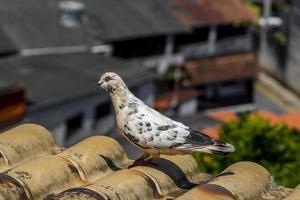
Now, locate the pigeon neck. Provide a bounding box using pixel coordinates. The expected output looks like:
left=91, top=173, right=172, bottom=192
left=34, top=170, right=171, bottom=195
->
left=110, top=87, right=138, bottom=115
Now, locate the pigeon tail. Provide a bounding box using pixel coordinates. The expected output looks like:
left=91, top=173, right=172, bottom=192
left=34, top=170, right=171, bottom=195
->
left=174, top=129, right=235, bottom=155
left=175, top=141, right=235, bottom=155
left=198, top=140, right=235, bottom=155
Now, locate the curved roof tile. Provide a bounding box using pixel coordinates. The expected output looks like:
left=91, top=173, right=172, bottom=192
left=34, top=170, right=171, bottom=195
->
left=0, top=124, right=297, bottom=200
left=0, top=124, right=60, bottom=171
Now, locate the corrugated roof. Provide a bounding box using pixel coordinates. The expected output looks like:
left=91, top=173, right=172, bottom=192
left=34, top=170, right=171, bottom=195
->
left=0, top=0, right=188, bottom=49
left=0, top=53, right=154, bottom=109
left=172, top=0, right=254, bottom=28
left=0, top=28, right=17, bottom=55
left=184, top=53, right=258, bottom=85
left=0, top=123, right=296, bottom=200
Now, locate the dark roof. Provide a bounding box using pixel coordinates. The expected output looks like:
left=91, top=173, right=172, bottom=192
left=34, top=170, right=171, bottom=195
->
left=0, top=53, right=154, bottom=109
left=0, top=0, right=94, bottom=49
left=0, top=124, right=295, bottom=200
left=87, top=0, right=189, bottom=41
left=172, top=0, right=254, bottom=27
left=0, top=0, right=188, bottom=49
left=0, top=28, right=16, bottom=54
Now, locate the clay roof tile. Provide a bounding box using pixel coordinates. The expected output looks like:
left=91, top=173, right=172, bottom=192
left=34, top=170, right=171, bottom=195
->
left=0, top=124, right=296, bottom=200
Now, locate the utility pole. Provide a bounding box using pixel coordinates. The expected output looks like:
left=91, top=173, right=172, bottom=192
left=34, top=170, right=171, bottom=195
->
left=258, top=0, right=271, bottom=64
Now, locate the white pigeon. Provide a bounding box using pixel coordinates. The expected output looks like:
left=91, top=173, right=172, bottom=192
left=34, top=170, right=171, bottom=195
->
left=96, top=72, right=234, bottom=165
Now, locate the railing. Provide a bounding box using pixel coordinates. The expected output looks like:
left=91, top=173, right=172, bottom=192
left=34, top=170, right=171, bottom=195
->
left=181, top=35, right=252, bottom=59
left=141, top=35, right=252, bottom=70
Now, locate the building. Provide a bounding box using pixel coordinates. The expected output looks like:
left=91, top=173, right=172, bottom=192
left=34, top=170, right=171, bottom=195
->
left=152, top=0, right=258, bottom=115
left=0, top=53, right=155, bottom=147
left=256, top=0, right=300, bottom=95
left=0, top=0, right=188, bottom=57
left=255, top=0, right=289, bottom=77
left=0, top=0, right=180, bottom=146
left=286, top=1, right=300, bottom=94
left=0, top=0, right=258, bottom=144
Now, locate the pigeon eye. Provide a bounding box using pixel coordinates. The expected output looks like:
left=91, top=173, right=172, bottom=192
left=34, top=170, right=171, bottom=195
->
left=104, top=76, right=112, bottom=82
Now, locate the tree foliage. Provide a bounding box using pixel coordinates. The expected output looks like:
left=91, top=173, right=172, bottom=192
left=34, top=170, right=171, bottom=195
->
left=194, top=115, right=300, bottom=187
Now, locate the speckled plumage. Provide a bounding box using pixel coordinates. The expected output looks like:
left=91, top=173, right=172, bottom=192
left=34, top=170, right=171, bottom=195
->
left=97, top=72, right=235, bottom=161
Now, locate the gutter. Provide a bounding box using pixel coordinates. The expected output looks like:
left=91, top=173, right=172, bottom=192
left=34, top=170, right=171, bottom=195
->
left=20, top=44, right=112, bottom=56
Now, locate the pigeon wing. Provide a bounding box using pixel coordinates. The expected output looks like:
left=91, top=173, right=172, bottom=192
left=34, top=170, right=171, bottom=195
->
left=123, top=104, right=235, bottom=155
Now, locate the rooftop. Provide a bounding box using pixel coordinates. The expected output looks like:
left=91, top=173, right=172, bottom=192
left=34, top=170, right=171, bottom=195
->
left=0, top=28, right=17, bottom=55
left=184, top=53, right=258, bottom=85
left=208, top=108, right=300, bottom=131
left=172, top=0, right=254, bottom=27
left=195, top=108, right=300, bottom=139
left=0, top=0, right=188, bottom=50
left=0, top=0, right=255, bottom=50
left=0, top=53, right=154, bottom=109
left=0, top=124, right=297, bottom=200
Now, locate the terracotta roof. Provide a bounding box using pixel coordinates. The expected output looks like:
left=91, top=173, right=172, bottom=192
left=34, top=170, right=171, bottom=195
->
left=184, top=53, right=258, bottom=85
left=254, top=110, right=282, bottom=124
left=154, top=89, right=201, bottom=111
left=208, top=108, right=300, bottom=132
left=0, top=123, right=297, bottom=200
left=172, top=0, right=254, bottom=28
left=201, top=125, right=221, bottom=139
left=207, top=110, right=239, bottom=122
left=254, top=110, right=300, bottom=130
left=279, top=112, right=300, bottom=130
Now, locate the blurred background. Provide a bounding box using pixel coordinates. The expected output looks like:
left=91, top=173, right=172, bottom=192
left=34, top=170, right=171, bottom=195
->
left=0, top=0, right=299, bottom=187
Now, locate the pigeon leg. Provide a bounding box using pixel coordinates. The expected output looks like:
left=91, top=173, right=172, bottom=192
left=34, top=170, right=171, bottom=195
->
left=128, top=152, right=159, bottom=168
left=128, top=154, right=147, bottom=168
left=144, top=152, right=159, bottom=162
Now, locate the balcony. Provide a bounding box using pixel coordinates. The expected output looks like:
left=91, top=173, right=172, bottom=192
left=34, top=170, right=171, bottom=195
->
left=181, top=35, right=253, bottom=59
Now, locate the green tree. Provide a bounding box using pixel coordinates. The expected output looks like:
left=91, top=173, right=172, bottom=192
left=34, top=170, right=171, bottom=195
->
left=194, top=115, right=300, bottom=188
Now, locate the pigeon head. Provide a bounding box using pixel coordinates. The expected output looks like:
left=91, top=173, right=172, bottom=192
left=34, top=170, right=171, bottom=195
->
left=96, top=72, right=127, bottom=94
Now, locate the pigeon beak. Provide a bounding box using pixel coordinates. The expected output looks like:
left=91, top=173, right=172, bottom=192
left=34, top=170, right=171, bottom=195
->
left=96, top=81, right=103, bottom=90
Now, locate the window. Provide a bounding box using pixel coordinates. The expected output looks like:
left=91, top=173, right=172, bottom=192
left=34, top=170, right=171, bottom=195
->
left=174, top=27, right=209, bottom=52
left=94, top=102, right=111, bottom=121
left=217, top=25, right=247, bottom=40
left=65, top=113, right=83, bottom=140
left=112, top=36, right=166, bottom=58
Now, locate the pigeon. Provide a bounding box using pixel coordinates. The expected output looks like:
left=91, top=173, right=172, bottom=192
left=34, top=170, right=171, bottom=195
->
left=96, top=72, right=235, bottom=165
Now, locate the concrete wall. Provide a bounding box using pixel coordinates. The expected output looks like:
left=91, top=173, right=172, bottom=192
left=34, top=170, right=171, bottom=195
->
left=286, top=3, right=300, bottom=94
left=259, top=2, right=300, bottom=94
